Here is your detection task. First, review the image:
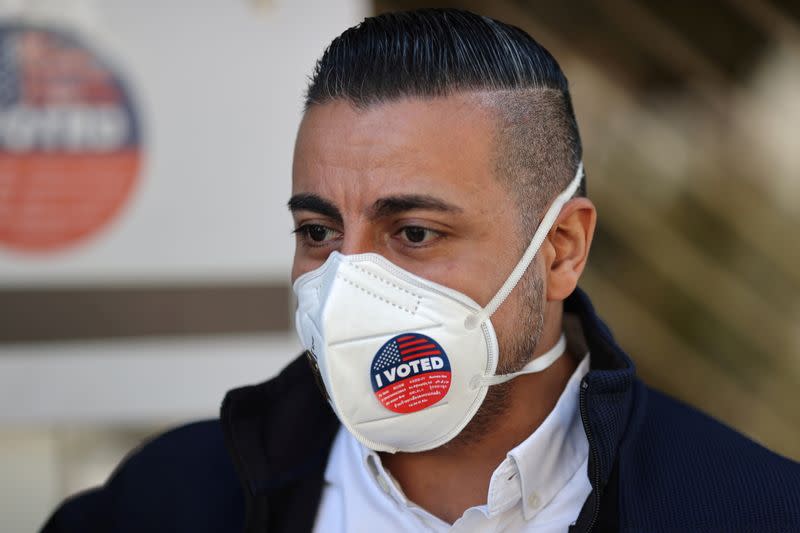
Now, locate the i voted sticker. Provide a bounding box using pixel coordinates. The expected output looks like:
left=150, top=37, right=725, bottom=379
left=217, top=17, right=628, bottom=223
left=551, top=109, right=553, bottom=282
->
left=370, top=333, right=451, bottom=414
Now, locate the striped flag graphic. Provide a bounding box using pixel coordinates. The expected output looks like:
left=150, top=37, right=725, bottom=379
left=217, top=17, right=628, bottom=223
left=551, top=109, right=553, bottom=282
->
left=396, top=333, right=442, bottom=361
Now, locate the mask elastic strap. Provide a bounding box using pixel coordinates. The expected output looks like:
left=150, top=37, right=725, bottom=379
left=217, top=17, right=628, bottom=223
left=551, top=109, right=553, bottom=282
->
left=471, top=333, right=567, bottom=389
left=464, top=162, right=584, bottom=331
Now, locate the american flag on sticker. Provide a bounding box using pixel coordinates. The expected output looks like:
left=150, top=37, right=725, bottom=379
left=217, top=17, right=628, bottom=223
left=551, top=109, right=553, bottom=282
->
left=370, top=333, right=452, bottom=414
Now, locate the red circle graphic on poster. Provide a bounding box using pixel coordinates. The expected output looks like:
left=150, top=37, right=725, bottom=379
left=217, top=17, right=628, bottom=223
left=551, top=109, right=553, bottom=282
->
left=0, top=24, right=141, bottom=252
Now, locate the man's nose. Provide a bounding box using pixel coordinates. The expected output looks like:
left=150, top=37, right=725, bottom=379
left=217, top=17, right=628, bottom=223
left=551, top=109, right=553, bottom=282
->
left=337, top=224, right=381, bottom=256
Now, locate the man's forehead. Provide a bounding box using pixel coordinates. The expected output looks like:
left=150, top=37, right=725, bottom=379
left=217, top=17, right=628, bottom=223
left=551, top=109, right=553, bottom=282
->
left=293, top=95, right=498, bottom=196
left=296, top=94, right=496, bottom=151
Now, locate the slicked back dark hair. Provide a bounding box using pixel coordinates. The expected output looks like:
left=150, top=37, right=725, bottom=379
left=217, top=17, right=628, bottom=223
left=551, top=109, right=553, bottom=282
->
left=305, top=8, right=585, bottom=242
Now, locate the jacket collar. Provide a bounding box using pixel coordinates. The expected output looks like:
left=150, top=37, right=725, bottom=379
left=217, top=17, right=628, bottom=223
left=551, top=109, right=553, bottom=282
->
left=221, top=353, right=339, bottom=494
left=220, top=353, right=339, bottom=532
left=566, top=287, right=638, bottom=486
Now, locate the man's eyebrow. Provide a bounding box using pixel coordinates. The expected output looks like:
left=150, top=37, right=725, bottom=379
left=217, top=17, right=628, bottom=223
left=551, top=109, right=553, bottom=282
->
left=370, top=194, right=463, bottom=219
left=287, top=193, right=343, bottom=224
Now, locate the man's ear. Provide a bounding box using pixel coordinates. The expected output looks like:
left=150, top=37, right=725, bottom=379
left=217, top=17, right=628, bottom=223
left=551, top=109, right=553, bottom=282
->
left=543, top=198, right=597, bottom=301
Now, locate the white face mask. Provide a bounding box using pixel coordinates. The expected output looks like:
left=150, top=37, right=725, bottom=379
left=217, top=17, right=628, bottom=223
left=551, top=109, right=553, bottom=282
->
left=293, top=163, right=584, bottom=453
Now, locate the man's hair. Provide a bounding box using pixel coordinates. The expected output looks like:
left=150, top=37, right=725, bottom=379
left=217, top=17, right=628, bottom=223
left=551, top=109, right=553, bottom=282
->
left=305, top=8, right=585, bottom=240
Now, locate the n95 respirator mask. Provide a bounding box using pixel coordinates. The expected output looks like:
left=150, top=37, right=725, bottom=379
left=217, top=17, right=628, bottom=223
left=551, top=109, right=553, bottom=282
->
left=293, top=163, right=584, bottom=453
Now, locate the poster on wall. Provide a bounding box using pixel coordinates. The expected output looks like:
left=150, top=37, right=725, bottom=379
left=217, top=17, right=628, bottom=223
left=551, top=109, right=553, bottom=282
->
left=0, top=23, right=141, bottom=254
left=0, top=0, right=367, bottom=424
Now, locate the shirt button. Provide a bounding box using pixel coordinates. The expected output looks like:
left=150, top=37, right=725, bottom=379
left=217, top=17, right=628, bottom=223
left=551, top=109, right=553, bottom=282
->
left=528, top=492, right=541, bottom=509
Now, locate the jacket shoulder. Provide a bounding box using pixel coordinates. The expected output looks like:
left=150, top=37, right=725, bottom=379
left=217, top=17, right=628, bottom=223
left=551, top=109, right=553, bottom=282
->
left=41, top=420, right=244, bottom=533
left=620, top=386, right=800, bottom=532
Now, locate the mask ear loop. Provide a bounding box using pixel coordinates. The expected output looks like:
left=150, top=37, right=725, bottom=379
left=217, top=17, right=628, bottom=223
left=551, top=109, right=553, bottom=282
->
left=469, top=333, right=567, bottom=389
left=464, top=162, right=584, bottom=331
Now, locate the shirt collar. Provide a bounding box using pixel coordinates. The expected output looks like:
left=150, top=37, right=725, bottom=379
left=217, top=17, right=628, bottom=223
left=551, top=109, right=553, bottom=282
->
left=361, top=446, right=410, bottom=506
left=488, top=352, right=590, bottom=520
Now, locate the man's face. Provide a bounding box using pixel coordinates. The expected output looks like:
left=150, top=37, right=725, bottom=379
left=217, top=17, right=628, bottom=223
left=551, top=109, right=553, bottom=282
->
left=290, top=94, right=546, bottom=377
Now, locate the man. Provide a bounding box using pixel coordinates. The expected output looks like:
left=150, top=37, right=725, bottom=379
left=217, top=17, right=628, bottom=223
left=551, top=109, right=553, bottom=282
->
left=43, top=8, right=800, bottom=533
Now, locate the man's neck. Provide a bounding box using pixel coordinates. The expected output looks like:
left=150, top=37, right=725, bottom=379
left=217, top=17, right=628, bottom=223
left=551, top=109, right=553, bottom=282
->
left=378, top=347, right=579, bottom=524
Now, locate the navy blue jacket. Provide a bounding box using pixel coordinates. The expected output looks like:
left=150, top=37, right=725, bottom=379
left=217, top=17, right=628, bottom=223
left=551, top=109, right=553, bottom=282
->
left=42, top=288, right=800, bottom=532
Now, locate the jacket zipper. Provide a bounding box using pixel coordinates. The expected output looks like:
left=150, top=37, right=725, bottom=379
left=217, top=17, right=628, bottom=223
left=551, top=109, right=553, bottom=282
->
left=579, top=379, right=601, bottom=532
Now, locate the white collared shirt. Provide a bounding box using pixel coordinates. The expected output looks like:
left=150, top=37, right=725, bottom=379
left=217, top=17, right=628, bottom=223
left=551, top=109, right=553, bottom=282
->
left=313, top=348, right=592, bottom=533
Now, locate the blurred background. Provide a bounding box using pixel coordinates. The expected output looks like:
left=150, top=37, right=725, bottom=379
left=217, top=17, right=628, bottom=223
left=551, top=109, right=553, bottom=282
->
left=0, top=0, right=797, bottom=531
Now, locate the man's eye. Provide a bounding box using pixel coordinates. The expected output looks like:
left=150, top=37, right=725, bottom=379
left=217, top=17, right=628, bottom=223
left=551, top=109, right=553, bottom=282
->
left=398, top=226, right=439, bottom=245
left=307, top=225, right=330, bottom=242
left=295, top=224, right=340, bottom=244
